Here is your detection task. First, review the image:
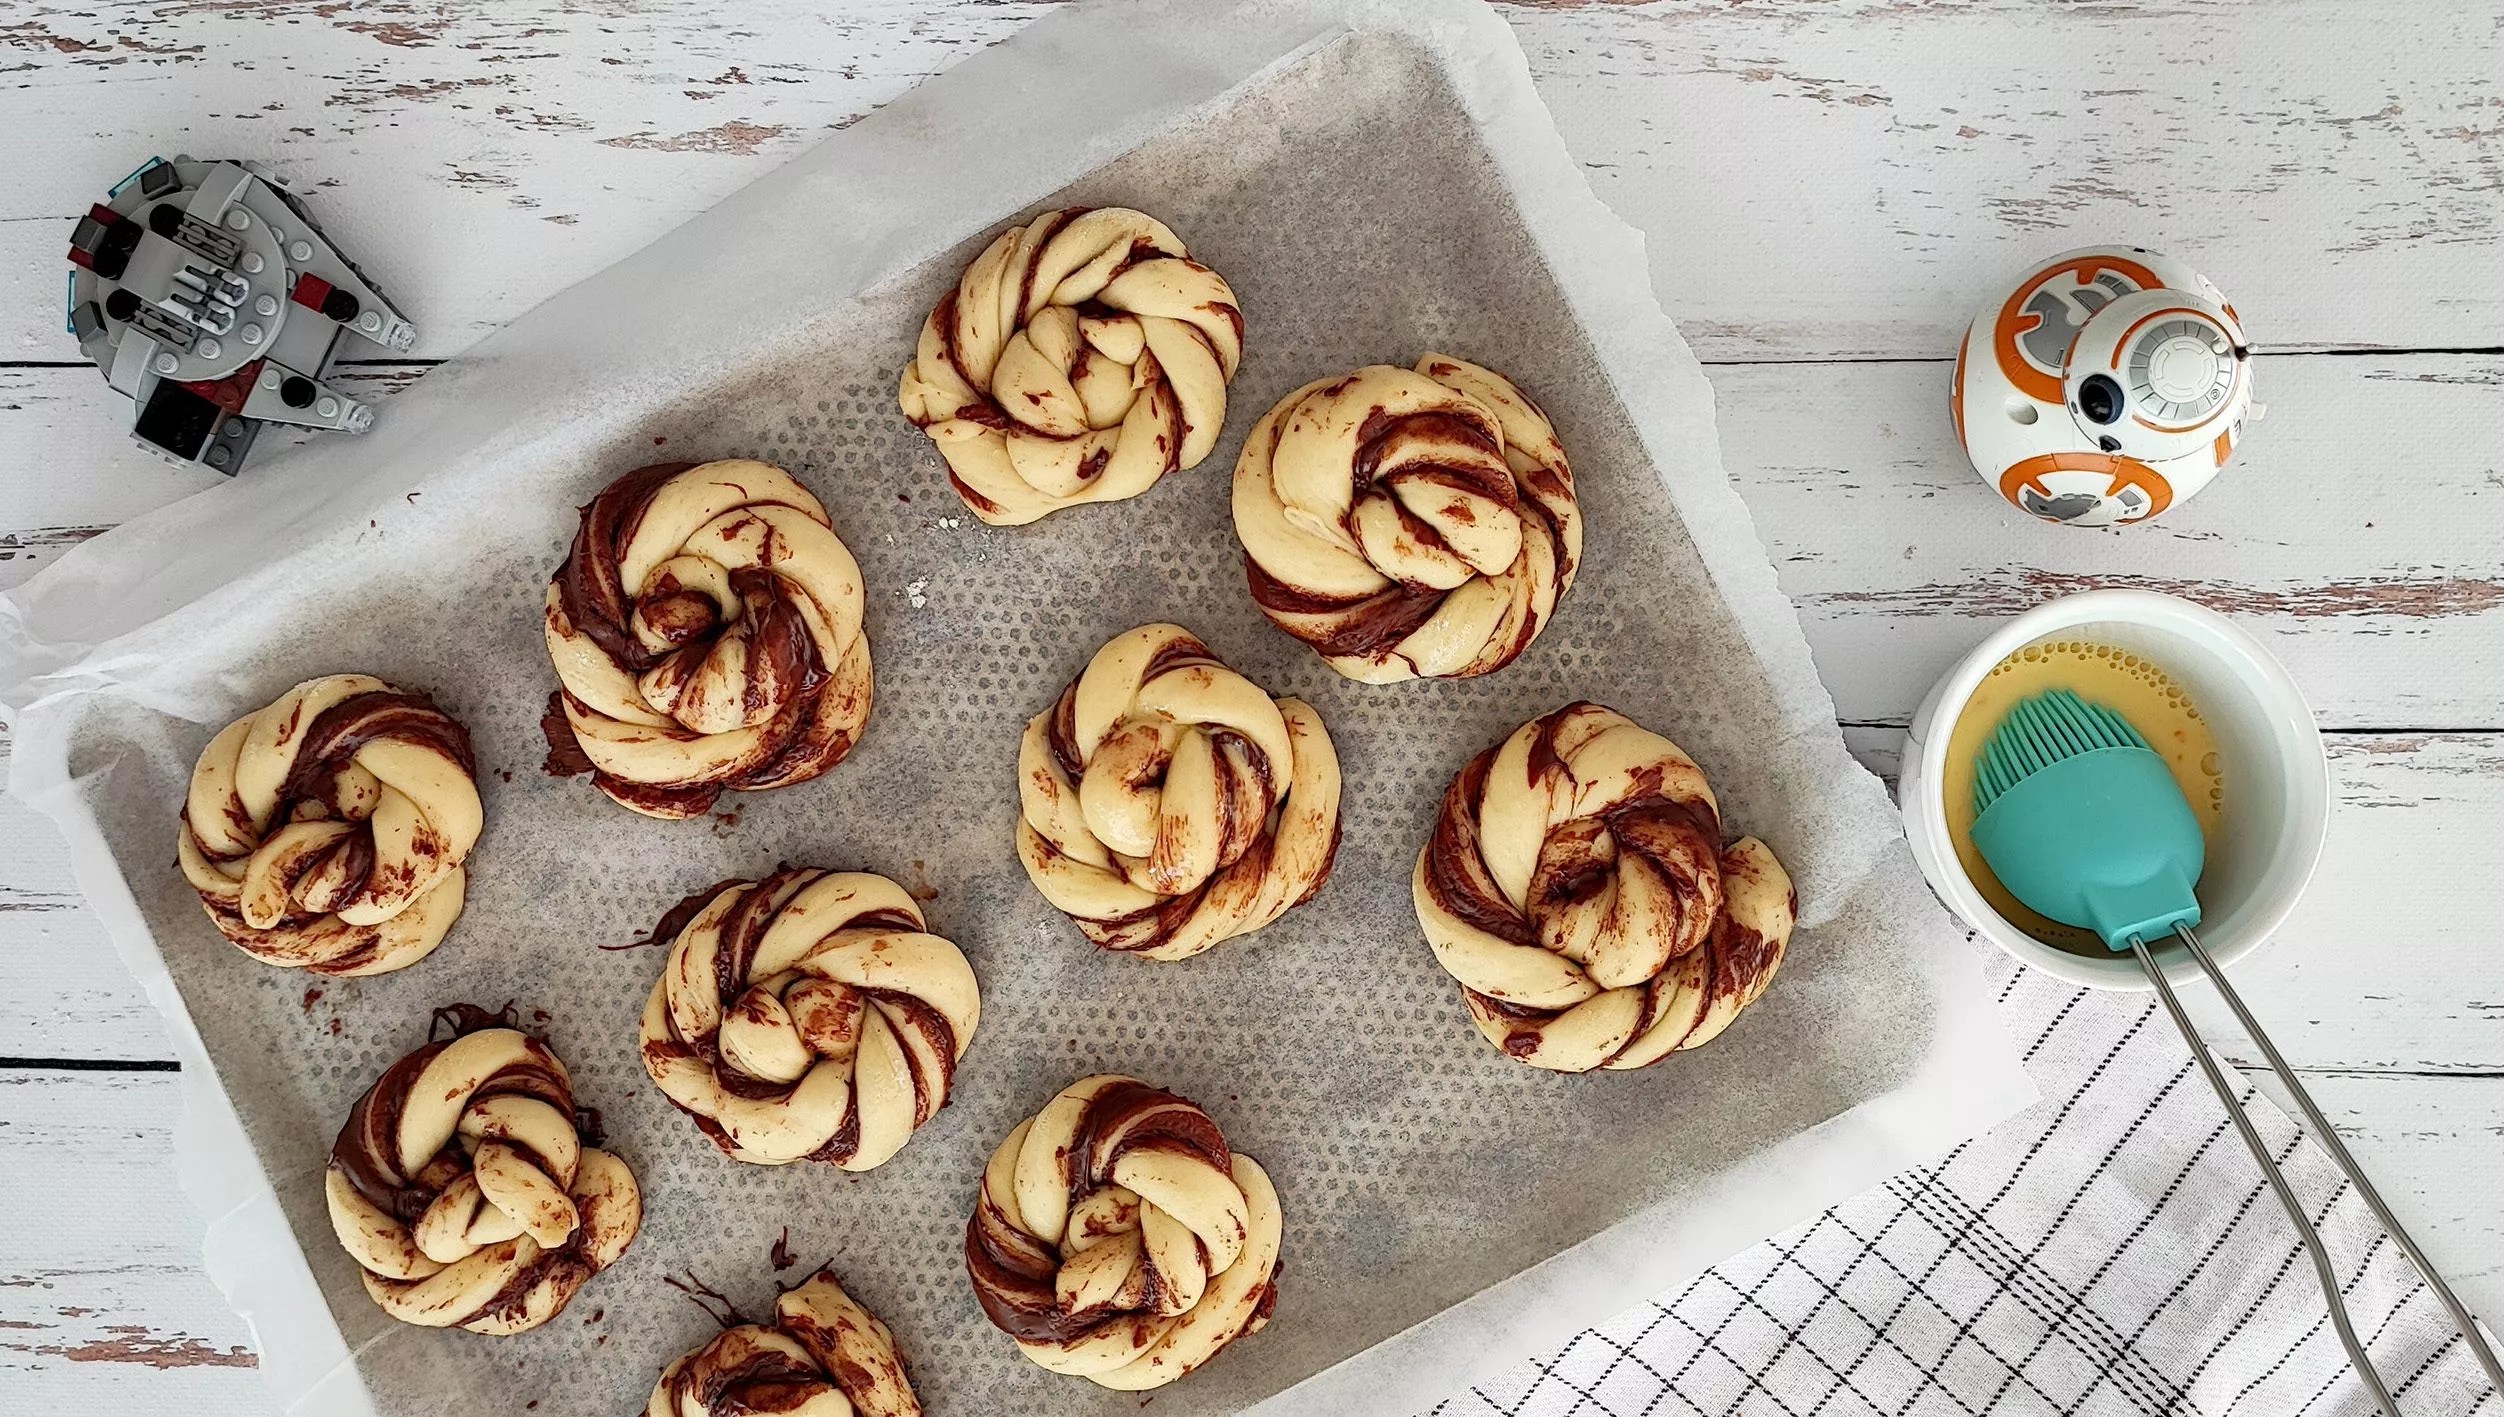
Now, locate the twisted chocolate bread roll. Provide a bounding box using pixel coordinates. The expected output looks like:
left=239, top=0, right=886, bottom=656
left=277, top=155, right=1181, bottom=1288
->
left=966, top=1075, right=1282, bottom=1391
left=1234, top=355, right=1581, bottom=682
left=898, top=207, right=1244, bottom=525
left=638, top=868, right=981, bottom=1170
left=178, top=673, right=481, bottom=976
left=544, top=459, right=871, bottom=819
left=646, top=1268, right=920, bottom=1417
left=1016, top=623, right=1340, bottom=961
left=1413, top=702, right=1796, bottom=1072
left=324, top=1009, right=640, bottom=1333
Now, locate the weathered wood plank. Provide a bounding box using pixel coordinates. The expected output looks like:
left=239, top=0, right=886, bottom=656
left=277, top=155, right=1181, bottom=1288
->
left=6, top=726, right=2497, bottom=1074
left=2, top=1, right=2498, bottom=1410
left=1843, top=727, right=2504, bottom=1077
left=0, top=365, right=422, bottom=581
left=1720, top=354, right=2504, bottom=729
left=0, top=1070, right=268, bottom=1414
left=3, top=348, right=2500, bottom=1063
left=1, top=1, right=2498, bottom=362
left=0, top=736, right=176, bottom=1061
left=1, top=1063, right=2492, bottom=1412
left=1517, top=0, right=2504, bottom=358
left=0, top=0, right=1048, bottom=366
left=9, top=353, right=2499, bottom=731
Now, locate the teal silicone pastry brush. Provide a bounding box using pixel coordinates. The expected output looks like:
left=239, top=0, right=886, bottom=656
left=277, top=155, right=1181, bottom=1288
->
left=1970, top=690, right=2504, bottom=1413
left=1970, top=689, right=2204, bottom=952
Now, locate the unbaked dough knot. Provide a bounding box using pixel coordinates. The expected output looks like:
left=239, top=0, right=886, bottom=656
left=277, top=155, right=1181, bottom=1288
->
left=1015, top=623, right=1341, bottom=961
left=965, top=1075, right=1282, bottom=1391
left=1234, top=355, right=1580, bottom=682
left=544, top=459, right=873, bottom=820
left=900, top=207, right=1244, bottom=525
left=177, top=673, right=482, bottom=976
left=324, top=1018, right=641, bottom=1334
left=646, top=1267, right=921, bottom=1417
left=1412, top=702, right=1796, bottom=1072
left=637, top=867, right=981, bottom=1171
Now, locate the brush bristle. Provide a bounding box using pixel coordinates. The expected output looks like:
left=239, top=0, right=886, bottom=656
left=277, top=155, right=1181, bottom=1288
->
left=1972, top=689, right=2152, bottom=817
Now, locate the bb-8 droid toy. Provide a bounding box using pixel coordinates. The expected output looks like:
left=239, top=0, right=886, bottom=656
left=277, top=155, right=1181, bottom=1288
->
left=1953, top=246, right=2257, bottom=528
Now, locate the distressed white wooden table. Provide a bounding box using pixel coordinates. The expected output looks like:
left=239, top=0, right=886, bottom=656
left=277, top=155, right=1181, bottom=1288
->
left=4, top=2, right=2500, bottom=1410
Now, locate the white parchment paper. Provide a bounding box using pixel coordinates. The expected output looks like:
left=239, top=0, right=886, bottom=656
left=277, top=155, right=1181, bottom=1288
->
left=0, top=3, right=2033, bottom=1414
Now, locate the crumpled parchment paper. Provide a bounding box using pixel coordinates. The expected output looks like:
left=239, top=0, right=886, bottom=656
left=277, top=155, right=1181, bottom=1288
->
left=0, top=3, right=2032, bottom=1414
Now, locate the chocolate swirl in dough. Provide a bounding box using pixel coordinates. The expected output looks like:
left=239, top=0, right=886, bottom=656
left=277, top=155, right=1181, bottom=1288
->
left=646, top=1267, right=920, bottom=1417
left=965, top=1075, right=1282, bottom=1391
left=1016, top=623, right=1341, bottom=961
left=898, top=206, right=1244, bottom=525
left=177, top=673, right=481, bottom=976
left=1234, top=354, right=1581, bottom=682
left=544, top=459, right=872, bottom=819
left=1414, top=702, right=1797, bottom=1073
left=638, top=868, right=981, bottom=1170
left=324, top=1011, right=641, bottom=1334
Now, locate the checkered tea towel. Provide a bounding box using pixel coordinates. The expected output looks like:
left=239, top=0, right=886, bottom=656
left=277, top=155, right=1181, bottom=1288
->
left=1428, top=956, right=2502, bottom=1417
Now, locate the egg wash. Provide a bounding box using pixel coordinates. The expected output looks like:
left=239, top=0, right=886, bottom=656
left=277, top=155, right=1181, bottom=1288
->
left=1942, top=639, right=2225, bottom=955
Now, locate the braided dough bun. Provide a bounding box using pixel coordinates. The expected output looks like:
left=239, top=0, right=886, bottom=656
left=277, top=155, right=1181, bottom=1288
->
left=1016, top=623, right=1341, bottom=961
left=544, top=459, right=871, bottom=819
left=898, top=206, right=1244, bottom=526
left=324, top=1010, right=640, bottom=1333
left=1413, top=702, right=1796, bottom=1073
left=638, top=867, right=981, bottom=1170
left=1235, top=354, right=1581, bottom=682
left=646, top=1267, right=919, bottom=1417
left=177, top=674, right=481, bottom=977
left=965, top=1075, right=1282, bottom=1391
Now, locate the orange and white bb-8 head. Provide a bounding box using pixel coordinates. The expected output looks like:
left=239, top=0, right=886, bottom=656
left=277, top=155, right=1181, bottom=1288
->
left=1953, top=247, right=2256, bottom=528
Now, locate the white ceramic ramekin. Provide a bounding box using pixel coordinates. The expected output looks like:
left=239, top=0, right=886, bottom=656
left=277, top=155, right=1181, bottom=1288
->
left=1899, top=589, right=2330, bottom=989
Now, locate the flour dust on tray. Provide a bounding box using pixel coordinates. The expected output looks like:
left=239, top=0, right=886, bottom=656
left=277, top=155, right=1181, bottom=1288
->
left=542, top=458, right=873, bottom=819
left=178, top=672, right=482, bottom=976
left=325, top=1006, right=642, bottom=1334
left=636, top=867, right=982, bottom=1170
left=1415, top=702, right=1797, bottom=1071
left=965, top=1075, right=1283, bottom=1391
left=898, top=206, right=1244, bottom=526
left=1015, top=622, right=1342, bottom=961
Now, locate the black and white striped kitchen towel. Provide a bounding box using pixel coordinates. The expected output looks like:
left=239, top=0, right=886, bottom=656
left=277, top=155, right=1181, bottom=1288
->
left=1428, top=957, right=2501, bottom=1417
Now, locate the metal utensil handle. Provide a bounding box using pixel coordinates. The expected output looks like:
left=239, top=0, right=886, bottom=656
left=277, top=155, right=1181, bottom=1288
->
left=2129, top=932, right=2397, bottom=1417
left=2173, top=922, right=2504, bottom=1396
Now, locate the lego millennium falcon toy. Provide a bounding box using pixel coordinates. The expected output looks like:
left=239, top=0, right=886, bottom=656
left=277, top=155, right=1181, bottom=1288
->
left=66, top=156, right=415, bottom=476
